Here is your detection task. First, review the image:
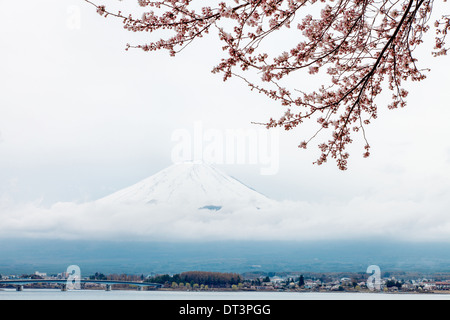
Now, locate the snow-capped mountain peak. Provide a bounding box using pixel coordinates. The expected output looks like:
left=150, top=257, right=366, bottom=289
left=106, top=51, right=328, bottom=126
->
left=96, top=162, right=273, bottom=211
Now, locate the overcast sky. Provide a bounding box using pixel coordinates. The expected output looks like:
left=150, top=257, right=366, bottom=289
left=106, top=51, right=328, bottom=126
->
left=0, top=0, right=449, bottom=242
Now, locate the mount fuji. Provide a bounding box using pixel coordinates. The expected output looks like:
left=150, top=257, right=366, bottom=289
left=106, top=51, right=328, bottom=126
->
left=96, top=162, right=274, bottom=211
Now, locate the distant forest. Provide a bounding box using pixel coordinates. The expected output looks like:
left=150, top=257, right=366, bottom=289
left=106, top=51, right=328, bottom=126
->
left=146, top=271, right=242, bottom=287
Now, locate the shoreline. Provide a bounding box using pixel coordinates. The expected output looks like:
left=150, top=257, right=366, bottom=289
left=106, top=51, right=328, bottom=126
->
left=2, top=287, right=449, bottom=295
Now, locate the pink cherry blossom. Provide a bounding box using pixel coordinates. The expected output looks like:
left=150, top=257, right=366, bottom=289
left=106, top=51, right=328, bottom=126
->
left=83, top=0, right=449, bottom=170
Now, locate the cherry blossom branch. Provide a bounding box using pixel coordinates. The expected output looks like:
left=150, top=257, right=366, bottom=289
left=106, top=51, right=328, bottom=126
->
left=82, top=0, right=446, bottom=170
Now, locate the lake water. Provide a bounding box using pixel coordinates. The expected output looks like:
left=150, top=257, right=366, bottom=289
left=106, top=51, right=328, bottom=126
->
left=1, top=289, right=449, bottom=300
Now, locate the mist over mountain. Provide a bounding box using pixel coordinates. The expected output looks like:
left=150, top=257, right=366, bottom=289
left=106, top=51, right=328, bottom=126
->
left=1, top=162, right=450, bottom=243
left=1, top=162, right=450, bottom=275
left=2, top=239, right=450, bottom=275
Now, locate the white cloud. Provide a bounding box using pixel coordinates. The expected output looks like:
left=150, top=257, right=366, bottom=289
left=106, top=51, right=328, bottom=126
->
left=1, top=194, right=449, bottom=242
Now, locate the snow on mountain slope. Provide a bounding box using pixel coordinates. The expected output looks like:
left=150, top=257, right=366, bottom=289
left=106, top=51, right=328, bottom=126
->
left=96, top=162, right=274, bottom=211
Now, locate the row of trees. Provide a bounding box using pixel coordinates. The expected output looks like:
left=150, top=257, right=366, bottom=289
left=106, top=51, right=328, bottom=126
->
left=147, top=271, right=242, bottom=287
left=86, top=271, right=405, bottom=290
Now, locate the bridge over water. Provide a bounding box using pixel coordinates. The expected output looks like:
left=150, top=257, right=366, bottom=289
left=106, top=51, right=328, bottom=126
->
left=0, top=279, right=162, bottom=291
